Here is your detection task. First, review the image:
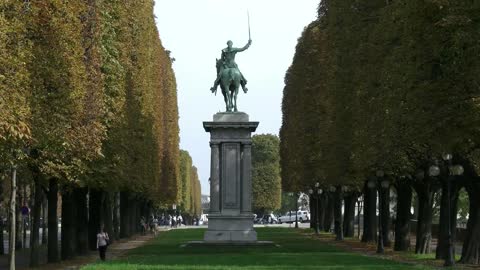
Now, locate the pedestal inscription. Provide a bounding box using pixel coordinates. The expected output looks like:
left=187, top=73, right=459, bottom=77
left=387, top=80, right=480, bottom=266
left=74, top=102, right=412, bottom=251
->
left=203, top=112, right=259, bottom=242
left=223, top=143, right=240, bottom=209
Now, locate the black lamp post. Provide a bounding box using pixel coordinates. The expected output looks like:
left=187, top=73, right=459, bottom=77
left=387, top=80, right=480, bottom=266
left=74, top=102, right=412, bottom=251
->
left=368, top=170, right=389, bottom=254
left=357, top=196, right=363, bottom=240
left=309, top=182, right=322, bottom=235
left=334, top=186, right=346, bottom=241
left=295, top=192, right=299, bottom=229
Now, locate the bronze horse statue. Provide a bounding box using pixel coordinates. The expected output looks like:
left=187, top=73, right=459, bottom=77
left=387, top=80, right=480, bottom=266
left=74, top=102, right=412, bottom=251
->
left=210, top=39, right=252, bottom=112
left=214, top=58, right=244, bottom=112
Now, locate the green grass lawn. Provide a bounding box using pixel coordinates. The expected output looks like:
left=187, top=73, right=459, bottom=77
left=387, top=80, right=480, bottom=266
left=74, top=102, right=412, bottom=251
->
left=81, top=228, right=433, bottom=270
left=405, top=252, right=461, bottom=262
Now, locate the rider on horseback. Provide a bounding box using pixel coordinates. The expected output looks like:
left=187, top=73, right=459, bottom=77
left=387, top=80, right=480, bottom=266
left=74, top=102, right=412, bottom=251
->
left=210, top=39, right=252, bottom=93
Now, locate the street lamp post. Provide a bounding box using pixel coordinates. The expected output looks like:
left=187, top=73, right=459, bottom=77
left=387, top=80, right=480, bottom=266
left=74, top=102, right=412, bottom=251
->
left=295, top=193, right=299, bottom=229
left=368, top=170, right=389, bottom=254
left=309, top=182, right=322, bottom=235
left=357, top=196, right=363, bottom=240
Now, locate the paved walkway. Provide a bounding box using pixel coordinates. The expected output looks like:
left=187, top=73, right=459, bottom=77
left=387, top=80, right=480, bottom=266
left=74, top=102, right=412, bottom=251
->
left=0, top=230, right=164, bottom=270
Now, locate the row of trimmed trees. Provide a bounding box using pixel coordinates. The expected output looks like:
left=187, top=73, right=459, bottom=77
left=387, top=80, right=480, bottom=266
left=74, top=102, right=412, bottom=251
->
left=281, top=0, right=480, bottom=265
left=179, top=150, right=203, bottom=221
left=0, top=0, right=187, bottom=268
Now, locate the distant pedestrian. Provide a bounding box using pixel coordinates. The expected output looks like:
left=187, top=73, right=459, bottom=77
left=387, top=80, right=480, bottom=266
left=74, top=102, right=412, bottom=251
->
left=149, top=216, right=156, bottom=235
left=96, top=226, right=110, bottom=261
left=178, top=215, right=183, bottom=227
left=140, top=216, right=147, bottom=235
left=172, top=215, right=177, bottom=228
left=153, top=216, right=159, bottom=232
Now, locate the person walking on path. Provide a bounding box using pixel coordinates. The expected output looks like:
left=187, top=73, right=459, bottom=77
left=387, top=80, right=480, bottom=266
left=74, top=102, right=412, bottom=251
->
left=149, top=216, right=156, bottom=235
left=178, top=215, right=183, bottom=227
left=140, top=217, right=146, bottom=235
left=96, top=226, right=109, bottom=261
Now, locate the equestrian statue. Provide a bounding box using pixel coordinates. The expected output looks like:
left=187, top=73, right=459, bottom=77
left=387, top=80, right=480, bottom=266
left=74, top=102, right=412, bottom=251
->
left=210, top=13, right=252, bottom=112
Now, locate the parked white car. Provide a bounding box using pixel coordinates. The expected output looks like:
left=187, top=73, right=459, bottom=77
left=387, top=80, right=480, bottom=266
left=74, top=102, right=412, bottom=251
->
left=278, top=211, right=310, bottom=223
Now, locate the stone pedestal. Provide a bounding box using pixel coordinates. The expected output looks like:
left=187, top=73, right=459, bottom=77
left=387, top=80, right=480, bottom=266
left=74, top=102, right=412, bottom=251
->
left=203, top=112, right=259, bottom=242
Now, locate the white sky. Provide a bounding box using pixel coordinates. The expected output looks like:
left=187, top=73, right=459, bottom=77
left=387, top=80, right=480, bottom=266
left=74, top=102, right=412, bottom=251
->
left=154, top=0, right=319, bottom=195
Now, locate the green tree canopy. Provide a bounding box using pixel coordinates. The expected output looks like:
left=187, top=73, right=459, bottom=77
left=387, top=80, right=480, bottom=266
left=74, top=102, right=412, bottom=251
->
left=0, top=1, right=32, bottom=164
left=252, top=134, right=282, bottom=213
left=281, top=0, right=480, bottom=190
left=0, top=0, right=181, bottom=207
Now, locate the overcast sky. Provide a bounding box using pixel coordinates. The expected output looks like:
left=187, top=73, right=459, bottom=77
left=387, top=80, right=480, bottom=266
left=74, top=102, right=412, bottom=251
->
left=154, top=0, right=319, bottom=194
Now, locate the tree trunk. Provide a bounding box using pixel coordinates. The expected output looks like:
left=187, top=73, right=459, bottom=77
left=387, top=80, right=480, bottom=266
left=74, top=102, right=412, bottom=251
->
left=128, top=198, right=134, bottom=234
left=142, top=201, right=149, bottom=220
left=380, top=185, right=391, bottom=247
left=362, top=182, right=377, bottom=243
left=15, top=188, right=22, bottom=250
left=414, top=180, right=437, bottom=254
left=343, top=193, right=357, bottom=238
left=41, top=195, right=47, bottom=245
left=130, top=197, right=138, bottom=234
left=74, top=187, right=89, bottom=255
left=120, top=191, right=129, bottom=238
left=135, top=199, right=141, bottom=233
left=0, top=176, right=4, bottom=255
left=436, top=180, right=459, bottom=260
left=137, top=199, right=141, bottom=232
left=318, top=194, right=325, bottom=232
left=9, top=166, right=17, bottom=270
left=459, top=180, right=480, bottom=265
left=23, top=185, right=28, bottom=249
left=29, top=174, right=43, bottom=267
left=394, top=180, right=412, bottom=251
left=323, top=194, right=334, bottom=232
left=137, top=199, right=142, bottom=232
left=61, top=188, right=77, bottom=260
left=103, top=192, right=114, bottom=244
left=309, top=195, right=315, bottom=229
left=0, top=209, right=3, bottom=255
left=47, top=178, right=59, bottom=263
left=88, top=189, right=103, bottom=250
left=113, top=192, right=120, bottom=240
left=333, top=187, right=344, bottom=240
